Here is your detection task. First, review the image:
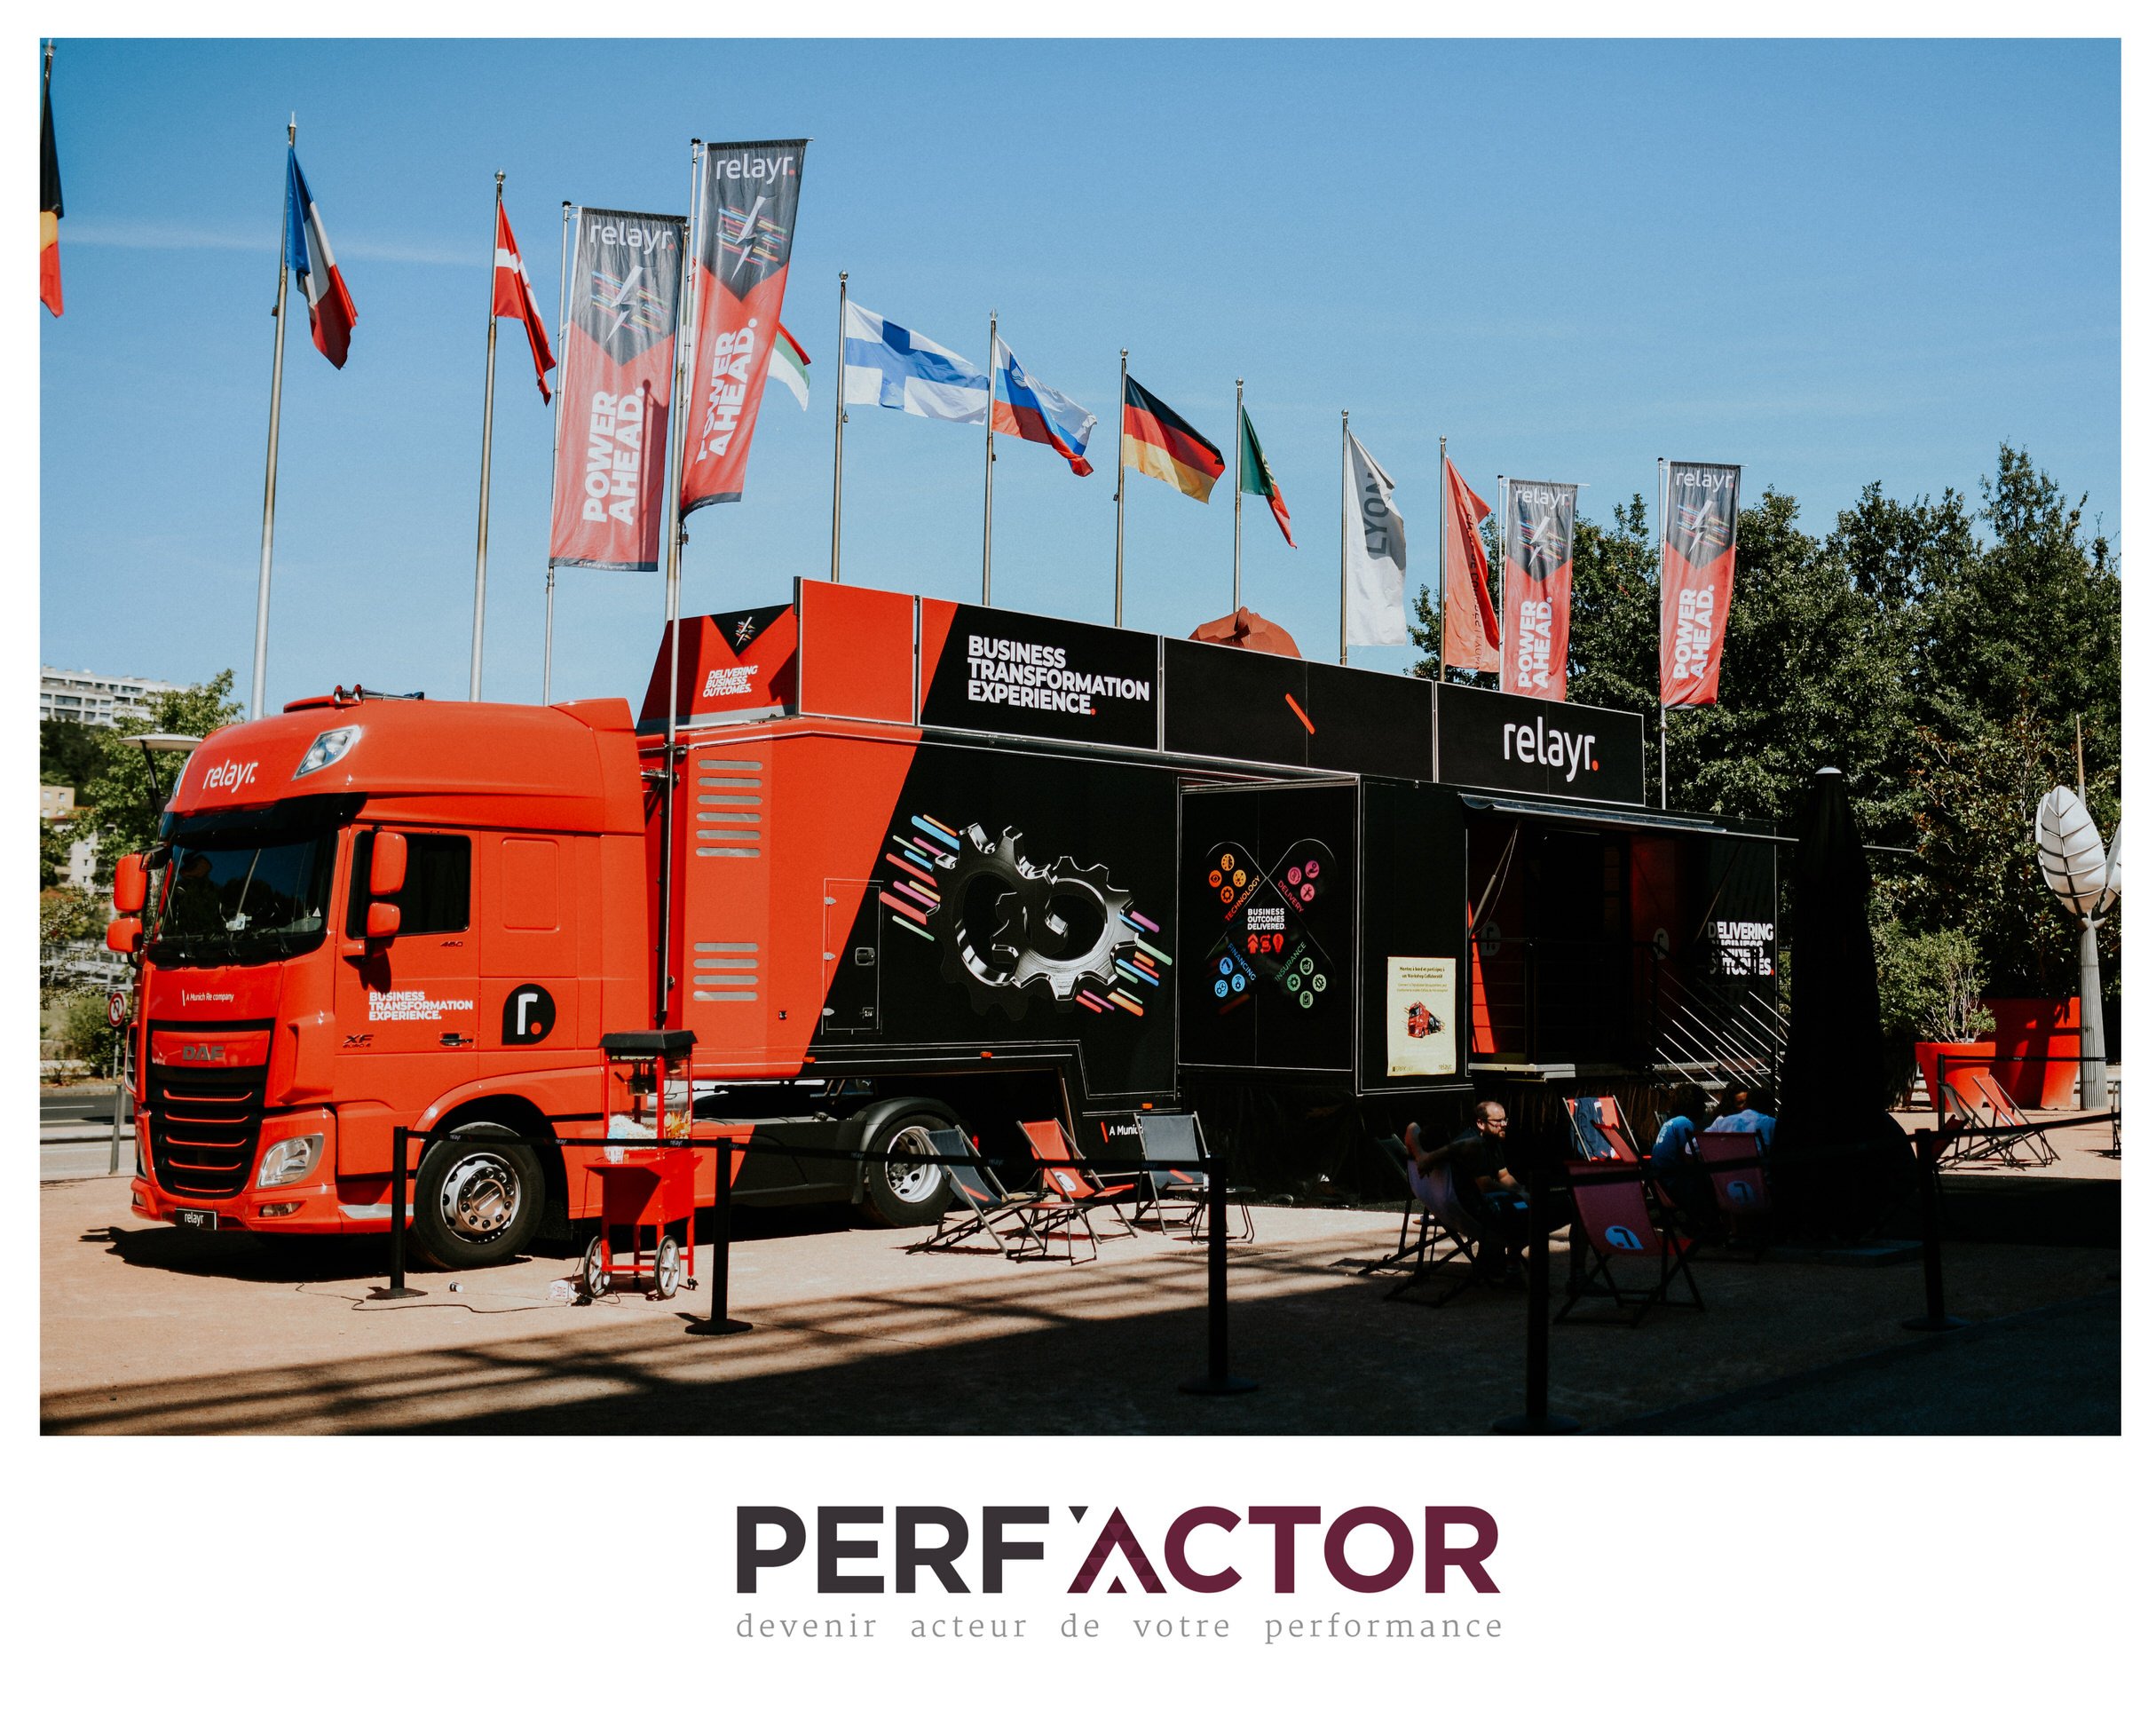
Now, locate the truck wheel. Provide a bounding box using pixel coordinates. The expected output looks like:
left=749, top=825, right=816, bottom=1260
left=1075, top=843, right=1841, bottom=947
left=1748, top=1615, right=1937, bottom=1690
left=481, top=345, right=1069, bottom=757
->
left=855, top=1114, right=955, bottom=1228
left=410, top=1122, right=545, bottom=1270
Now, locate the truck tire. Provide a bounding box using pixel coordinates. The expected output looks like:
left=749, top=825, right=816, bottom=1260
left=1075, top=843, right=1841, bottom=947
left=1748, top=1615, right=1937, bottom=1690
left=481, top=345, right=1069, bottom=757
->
left=410, top=1121, right=546, bottom=1270
left=854, top=1111, right=955, bottom=1229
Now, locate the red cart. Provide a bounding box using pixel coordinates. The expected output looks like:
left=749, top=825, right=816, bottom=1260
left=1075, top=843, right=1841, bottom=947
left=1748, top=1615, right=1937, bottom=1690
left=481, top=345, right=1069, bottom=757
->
left=580, top=1144, right=699, bottom=1301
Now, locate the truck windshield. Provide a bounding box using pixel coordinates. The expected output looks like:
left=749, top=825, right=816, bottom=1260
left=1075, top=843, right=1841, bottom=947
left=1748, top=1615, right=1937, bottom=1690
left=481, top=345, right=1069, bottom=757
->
left=146, top=796, right=359, bottom=969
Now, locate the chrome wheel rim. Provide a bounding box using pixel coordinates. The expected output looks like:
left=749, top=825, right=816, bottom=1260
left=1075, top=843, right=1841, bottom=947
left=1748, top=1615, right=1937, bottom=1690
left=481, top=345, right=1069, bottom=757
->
left=886, top=1128, right=944, bottom=1205
left=438, top=1147, right=521, bottom=1242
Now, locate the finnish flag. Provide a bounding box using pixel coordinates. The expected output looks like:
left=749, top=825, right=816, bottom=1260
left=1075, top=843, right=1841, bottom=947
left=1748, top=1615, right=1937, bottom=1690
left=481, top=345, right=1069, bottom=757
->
left=842, top=302, right=988, bottom=424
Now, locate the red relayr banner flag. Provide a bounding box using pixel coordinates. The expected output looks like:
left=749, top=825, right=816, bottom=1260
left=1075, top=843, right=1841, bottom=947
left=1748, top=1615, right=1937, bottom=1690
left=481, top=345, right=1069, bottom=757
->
left=1498, top=479, right=1576, bottom=701
left=1660, top=461, right=1741, bottom=707
left=678, top=139, right=809, bottom=513
left=493, top=200, right=557, bottom=403
left=1441, top=456, right=1498, bottom=674
left=547, top=207, right=685, bottom=572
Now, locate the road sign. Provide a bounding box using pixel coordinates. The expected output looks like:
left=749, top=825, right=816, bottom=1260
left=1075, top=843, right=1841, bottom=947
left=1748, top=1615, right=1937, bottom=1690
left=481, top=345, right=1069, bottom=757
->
left=107, top=990, right=129, bottom=1028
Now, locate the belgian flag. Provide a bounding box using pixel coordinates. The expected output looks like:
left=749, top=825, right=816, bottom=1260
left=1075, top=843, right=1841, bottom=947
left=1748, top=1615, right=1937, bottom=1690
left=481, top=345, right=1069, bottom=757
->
left=40, top=44, right=62, bottom=317
left=1121, top=375, right=1223, bottom=502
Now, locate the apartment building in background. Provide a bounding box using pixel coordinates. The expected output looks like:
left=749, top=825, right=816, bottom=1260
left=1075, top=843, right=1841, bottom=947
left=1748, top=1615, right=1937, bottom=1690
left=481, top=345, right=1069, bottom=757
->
left=41, top=665, right=185, bottom=728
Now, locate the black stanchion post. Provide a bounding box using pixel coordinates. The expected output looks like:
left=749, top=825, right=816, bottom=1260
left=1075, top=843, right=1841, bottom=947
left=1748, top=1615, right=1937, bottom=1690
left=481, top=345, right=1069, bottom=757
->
left=369, top=1125, right=425, bottom=1301
left=1493, top=1156, right=1578, bottom=1433
left=1904, top=1128, right=1969, bottom=1333
left=1181, top=1133, right=1255, bottom=1396
left=686, top=1131, right=752, bottom=1336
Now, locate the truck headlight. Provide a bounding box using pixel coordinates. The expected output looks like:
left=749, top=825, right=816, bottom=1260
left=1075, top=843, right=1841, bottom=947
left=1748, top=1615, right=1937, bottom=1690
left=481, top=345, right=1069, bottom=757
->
left=257, top=1133, right=324, bottom=1189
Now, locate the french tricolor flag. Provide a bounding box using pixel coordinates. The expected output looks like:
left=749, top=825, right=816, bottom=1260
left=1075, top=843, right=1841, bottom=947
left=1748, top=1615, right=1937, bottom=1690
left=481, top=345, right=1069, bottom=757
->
left=285, top=147, right=356, bottom=368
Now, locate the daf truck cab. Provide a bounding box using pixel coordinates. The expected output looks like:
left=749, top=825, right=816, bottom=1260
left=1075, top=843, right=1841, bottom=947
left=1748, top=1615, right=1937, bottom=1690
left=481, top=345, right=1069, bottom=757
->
left=117, top=689, right=656, bottom=1268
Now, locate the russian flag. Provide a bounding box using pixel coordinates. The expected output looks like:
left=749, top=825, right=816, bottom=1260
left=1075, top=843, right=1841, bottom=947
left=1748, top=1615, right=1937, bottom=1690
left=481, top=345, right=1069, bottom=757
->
left=991, top=336, right=1096, bottom=477
left=285, top=148, right=356, bottom=368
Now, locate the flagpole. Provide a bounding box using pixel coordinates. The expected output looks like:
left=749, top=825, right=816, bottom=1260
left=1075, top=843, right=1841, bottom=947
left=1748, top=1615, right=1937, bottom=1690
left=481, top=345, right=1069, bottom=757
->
left=469, top=170, right=505, bottom=701
left=1232, top=378, right=1244, bottom=615
left=982, top=308, right=997, bottom=606
left=656, top=140, right=703, bottom=1027
left=543, top=202, right=571, bottom=703
left=1496, top=475, right=1508, bottom=693
left=830, top=270, right=848, bottom=582
left=1437, top=433, right=1448, bottom=681
left=1114, top=349, right=1128, bottom=628
left=1338, top=410, right=1349, bottom=666
left=250, top=116, right=296, bottom=723
left=1657, top=456, right=1669, bottom=809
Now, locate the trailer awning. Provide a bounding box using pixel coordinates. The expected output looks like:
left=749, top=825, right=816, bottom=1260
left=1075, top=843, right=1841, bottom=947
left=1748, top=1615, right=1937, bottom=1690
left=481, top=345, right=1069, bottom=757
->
left=1458, top=794, right=1789, bottom=843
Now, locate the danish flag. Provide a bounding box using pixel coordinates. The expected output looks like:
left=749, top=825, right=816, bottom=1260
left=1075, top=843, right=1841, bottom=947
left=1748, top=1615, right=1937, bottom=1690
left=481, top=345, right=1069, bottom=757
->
left=492, top=201, right=557, bottom=402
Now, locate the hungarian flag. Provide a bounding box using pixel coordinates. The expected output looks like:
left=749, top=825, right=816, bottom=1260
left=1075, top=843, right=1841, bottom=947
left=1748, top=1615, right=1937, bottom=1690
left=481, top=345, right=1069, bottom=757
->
left=1441, top=456, right=1499, bottom=674
left=1238, top=407, right=1293, bottom=545
left=1122, top=375, right=1223, bottom=502
left=285, top=148, right=356, bottom=368
left=764, top=322, right=810, bottom=408
left=39, top=54, right=62, bottom=317
left=492, top=200, right=556, bottom=402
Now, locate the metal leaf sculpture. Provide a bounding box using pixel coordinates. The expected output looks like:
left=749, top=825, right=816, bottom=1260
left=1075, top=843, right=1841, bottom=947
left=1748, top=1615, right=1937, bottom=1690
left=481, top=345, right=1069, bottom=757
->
left=2035, top=787, right=2111, bottom=917
left=2103, top=819, right=2123, bottom=912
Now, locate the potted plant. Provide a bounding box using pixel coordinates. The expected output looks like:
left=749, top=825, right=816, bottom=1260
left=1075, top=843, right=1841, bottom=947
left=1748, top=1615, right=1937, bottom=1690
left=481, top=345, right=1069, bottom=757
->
left=1877, top=922, right=1997, bottom=1109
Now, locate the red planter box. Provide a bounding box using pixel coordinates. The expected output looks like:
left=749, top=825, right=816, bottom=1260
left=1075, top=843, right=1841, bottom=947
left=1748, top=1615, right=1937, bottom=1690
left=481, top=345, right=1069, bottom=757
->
left=1982, top=996, right=2080, bottom=1108
left=1914, top=1041, right=1992, bottom=1111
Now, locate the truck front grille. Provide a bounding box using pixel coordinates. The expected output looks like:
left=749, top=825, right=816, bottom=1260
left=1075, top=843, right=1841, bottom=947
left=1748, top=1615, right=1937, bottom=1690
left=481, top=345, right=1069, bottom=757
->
left=148, top=1060, right=268, bottom=1199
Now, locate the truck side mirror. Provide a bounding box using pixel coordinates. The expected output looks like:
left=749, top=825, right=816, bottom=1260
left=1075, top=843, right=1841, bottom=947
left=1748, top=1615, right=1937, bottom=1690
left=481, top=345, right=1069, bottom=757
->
left=113, top=853, right=148, bottom=914
left=366, top=901, right=402, bottom=941
left=106, top=915, right=142, bottom=954
left=368, top=830, right=408, bottom=898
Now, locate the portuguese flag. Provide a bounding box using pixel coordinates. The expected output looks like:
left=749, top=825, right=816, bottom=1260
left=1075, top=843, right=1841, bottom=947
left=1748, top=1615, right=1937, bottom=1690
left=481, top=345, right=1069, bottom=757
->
left=40, top=47, right=62, bottom=318
left=1238, top=405, right=1293, bottom=546
left=1122, top=374, right=1223, bottom=502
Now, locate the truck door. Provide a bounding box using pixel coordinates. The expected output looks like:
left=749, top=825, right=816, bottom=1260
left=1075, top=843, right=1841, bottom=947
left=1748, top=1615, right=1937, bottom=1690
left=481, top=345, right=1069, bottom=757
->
left=335, top=827, right=480, bottom=1167
left=480, top=835, right=580, bottom=1067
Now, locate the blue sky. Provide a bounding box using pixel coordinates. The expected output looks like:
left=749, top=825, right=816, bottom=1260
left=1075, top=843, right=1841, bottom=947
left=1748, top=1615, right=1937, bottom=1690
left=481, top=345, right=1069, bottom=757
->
left=38, top=37, right=2120, bottom=713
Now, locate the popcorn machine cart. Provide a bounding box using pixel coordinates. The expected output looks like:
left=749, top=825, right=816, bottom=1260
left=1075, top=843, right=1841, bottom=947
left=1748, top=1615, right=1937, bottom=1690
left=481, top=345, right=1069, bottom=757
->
left=580, top=1029, right=701, bottom=1301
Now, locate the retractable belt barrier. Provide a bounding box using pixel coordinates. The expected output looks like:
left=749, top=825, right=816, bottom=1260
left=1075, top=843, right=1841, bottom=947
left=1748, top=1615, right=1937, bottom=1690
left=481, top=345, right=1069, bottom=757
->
left=376, top=1124, right=1241, bottom=1391
left=1487, top=1112, right=2114, bottom=1434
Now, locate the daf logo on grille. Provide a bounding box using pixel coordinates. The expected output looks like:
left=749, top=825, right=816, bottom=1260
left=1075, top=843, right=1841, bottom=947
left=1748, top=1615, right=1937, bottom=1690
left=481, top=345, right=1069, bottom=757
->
left=179, top=1043, right=227, bottom=1063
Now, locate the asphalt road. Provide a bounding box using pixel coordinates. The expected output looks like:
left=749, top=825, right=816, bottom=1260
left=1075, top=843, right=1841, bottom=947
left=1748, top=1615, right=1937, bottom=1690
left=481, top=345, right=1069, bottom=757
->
left=43, top=1089, right=131, bottom=1127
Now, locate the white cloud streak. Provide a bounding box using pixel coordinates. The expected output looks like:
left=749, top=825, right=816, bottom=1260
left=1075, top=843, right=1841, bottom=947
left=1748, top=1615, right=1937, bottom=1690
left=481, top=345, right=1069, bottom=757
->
left=63, top=221, right=470, bottom=267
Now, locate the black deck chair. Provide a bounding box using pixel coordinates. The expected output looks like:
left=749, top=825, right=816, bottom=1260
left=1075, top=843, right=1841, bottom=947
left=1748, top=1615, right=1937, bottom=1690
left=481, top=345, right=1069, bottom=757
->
left=1364, top=1133, right=1493, bottom=1305
left=902, top=1125, right=1097, bottom=1264
left=1133, top=1112, right=1255, bottom=1243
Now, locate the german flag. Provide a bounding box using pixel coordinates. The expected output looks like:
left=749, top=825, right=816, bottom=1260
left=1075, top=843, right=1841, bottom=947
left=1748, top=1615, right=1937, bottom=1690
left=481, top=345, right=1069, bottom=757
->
left=1122, top=375, right=1223, bottom=503
left=39, top=46, right=62, bottom=318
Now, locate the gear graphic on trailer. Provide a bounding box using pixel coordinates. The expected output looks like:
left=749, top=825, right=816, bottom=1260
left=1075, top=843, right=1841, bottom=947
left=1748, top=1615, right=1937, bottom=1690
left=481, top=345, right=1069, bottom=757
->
left=926, top=824, right=1139, bottom=1019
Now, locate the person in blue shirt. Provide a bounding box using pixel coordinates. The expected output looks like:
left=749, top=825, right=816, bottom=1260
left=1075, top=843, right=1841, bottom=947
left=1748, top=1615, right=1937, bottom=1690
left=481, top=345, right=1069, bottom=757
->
left=1648, top=1084, right=1717, bottom=1231
left=1707, top=1081, right=1777, bottom=1147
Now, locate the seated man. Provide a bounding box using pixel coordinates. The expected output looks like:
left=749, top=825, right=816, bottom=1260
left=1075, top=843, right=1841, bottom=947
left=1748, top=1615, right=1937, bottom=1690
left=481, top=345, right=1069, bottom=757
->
left=1405, top=1100, right=1532, bottom=1282
left=1648, top=1083, right=1718, bottom=1234
left=1706, top=1082, right=1777, bottom=1148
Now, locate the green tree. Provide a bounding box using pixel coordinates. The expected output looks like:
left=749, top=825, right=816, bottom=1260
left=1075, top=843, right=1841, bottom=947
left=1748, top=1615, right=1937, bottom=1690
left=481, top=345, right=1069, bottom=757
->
left=79, top=671, right=246, bottom=873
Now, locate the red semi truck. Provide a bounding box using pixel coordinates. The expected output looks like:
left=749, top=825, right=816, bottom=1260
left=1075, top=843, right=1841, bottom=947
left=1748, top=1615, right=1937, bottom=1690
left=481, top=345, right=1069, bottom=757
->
left=114, top=579, right=1772, bottom=1268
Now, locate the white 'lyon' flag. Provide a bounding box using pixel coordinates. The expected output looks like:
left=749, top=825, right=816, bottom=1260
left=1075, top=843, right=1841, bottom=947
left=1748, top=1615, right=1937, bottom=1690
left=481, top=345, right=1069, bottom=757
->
left=1343, top=432, right=1409, bottom=645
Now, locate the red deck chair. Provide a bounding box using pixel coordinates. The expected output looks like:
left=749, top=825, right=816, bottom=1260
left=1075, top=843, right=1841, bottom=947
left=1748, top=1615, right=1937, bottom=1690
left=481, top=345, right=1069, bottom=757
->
left=1565, top=1095, right=1639, bottom=1163
left=1558, top=1161, right=1703, bottom=1326
left=1366, top=1134, right=1494, bottom=1305
left=1697, top=1129, right=1771, bottom=1258
left=1021, top=1119, right=1139, bottom=1248
left=1964, top=1069, right=2062, bottom=1168
left=904, top=1126, right=1095, bottom=1263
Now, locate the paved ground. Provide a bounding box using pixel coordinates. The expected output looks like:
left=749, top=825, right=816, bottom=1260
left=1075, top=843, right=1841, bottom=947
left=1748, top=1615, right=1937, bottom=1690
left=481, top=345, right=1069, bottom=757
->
left=1891, top=1105, right=2120, bottom=1181
left=40, top=1172, right=2119, bottom=1437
